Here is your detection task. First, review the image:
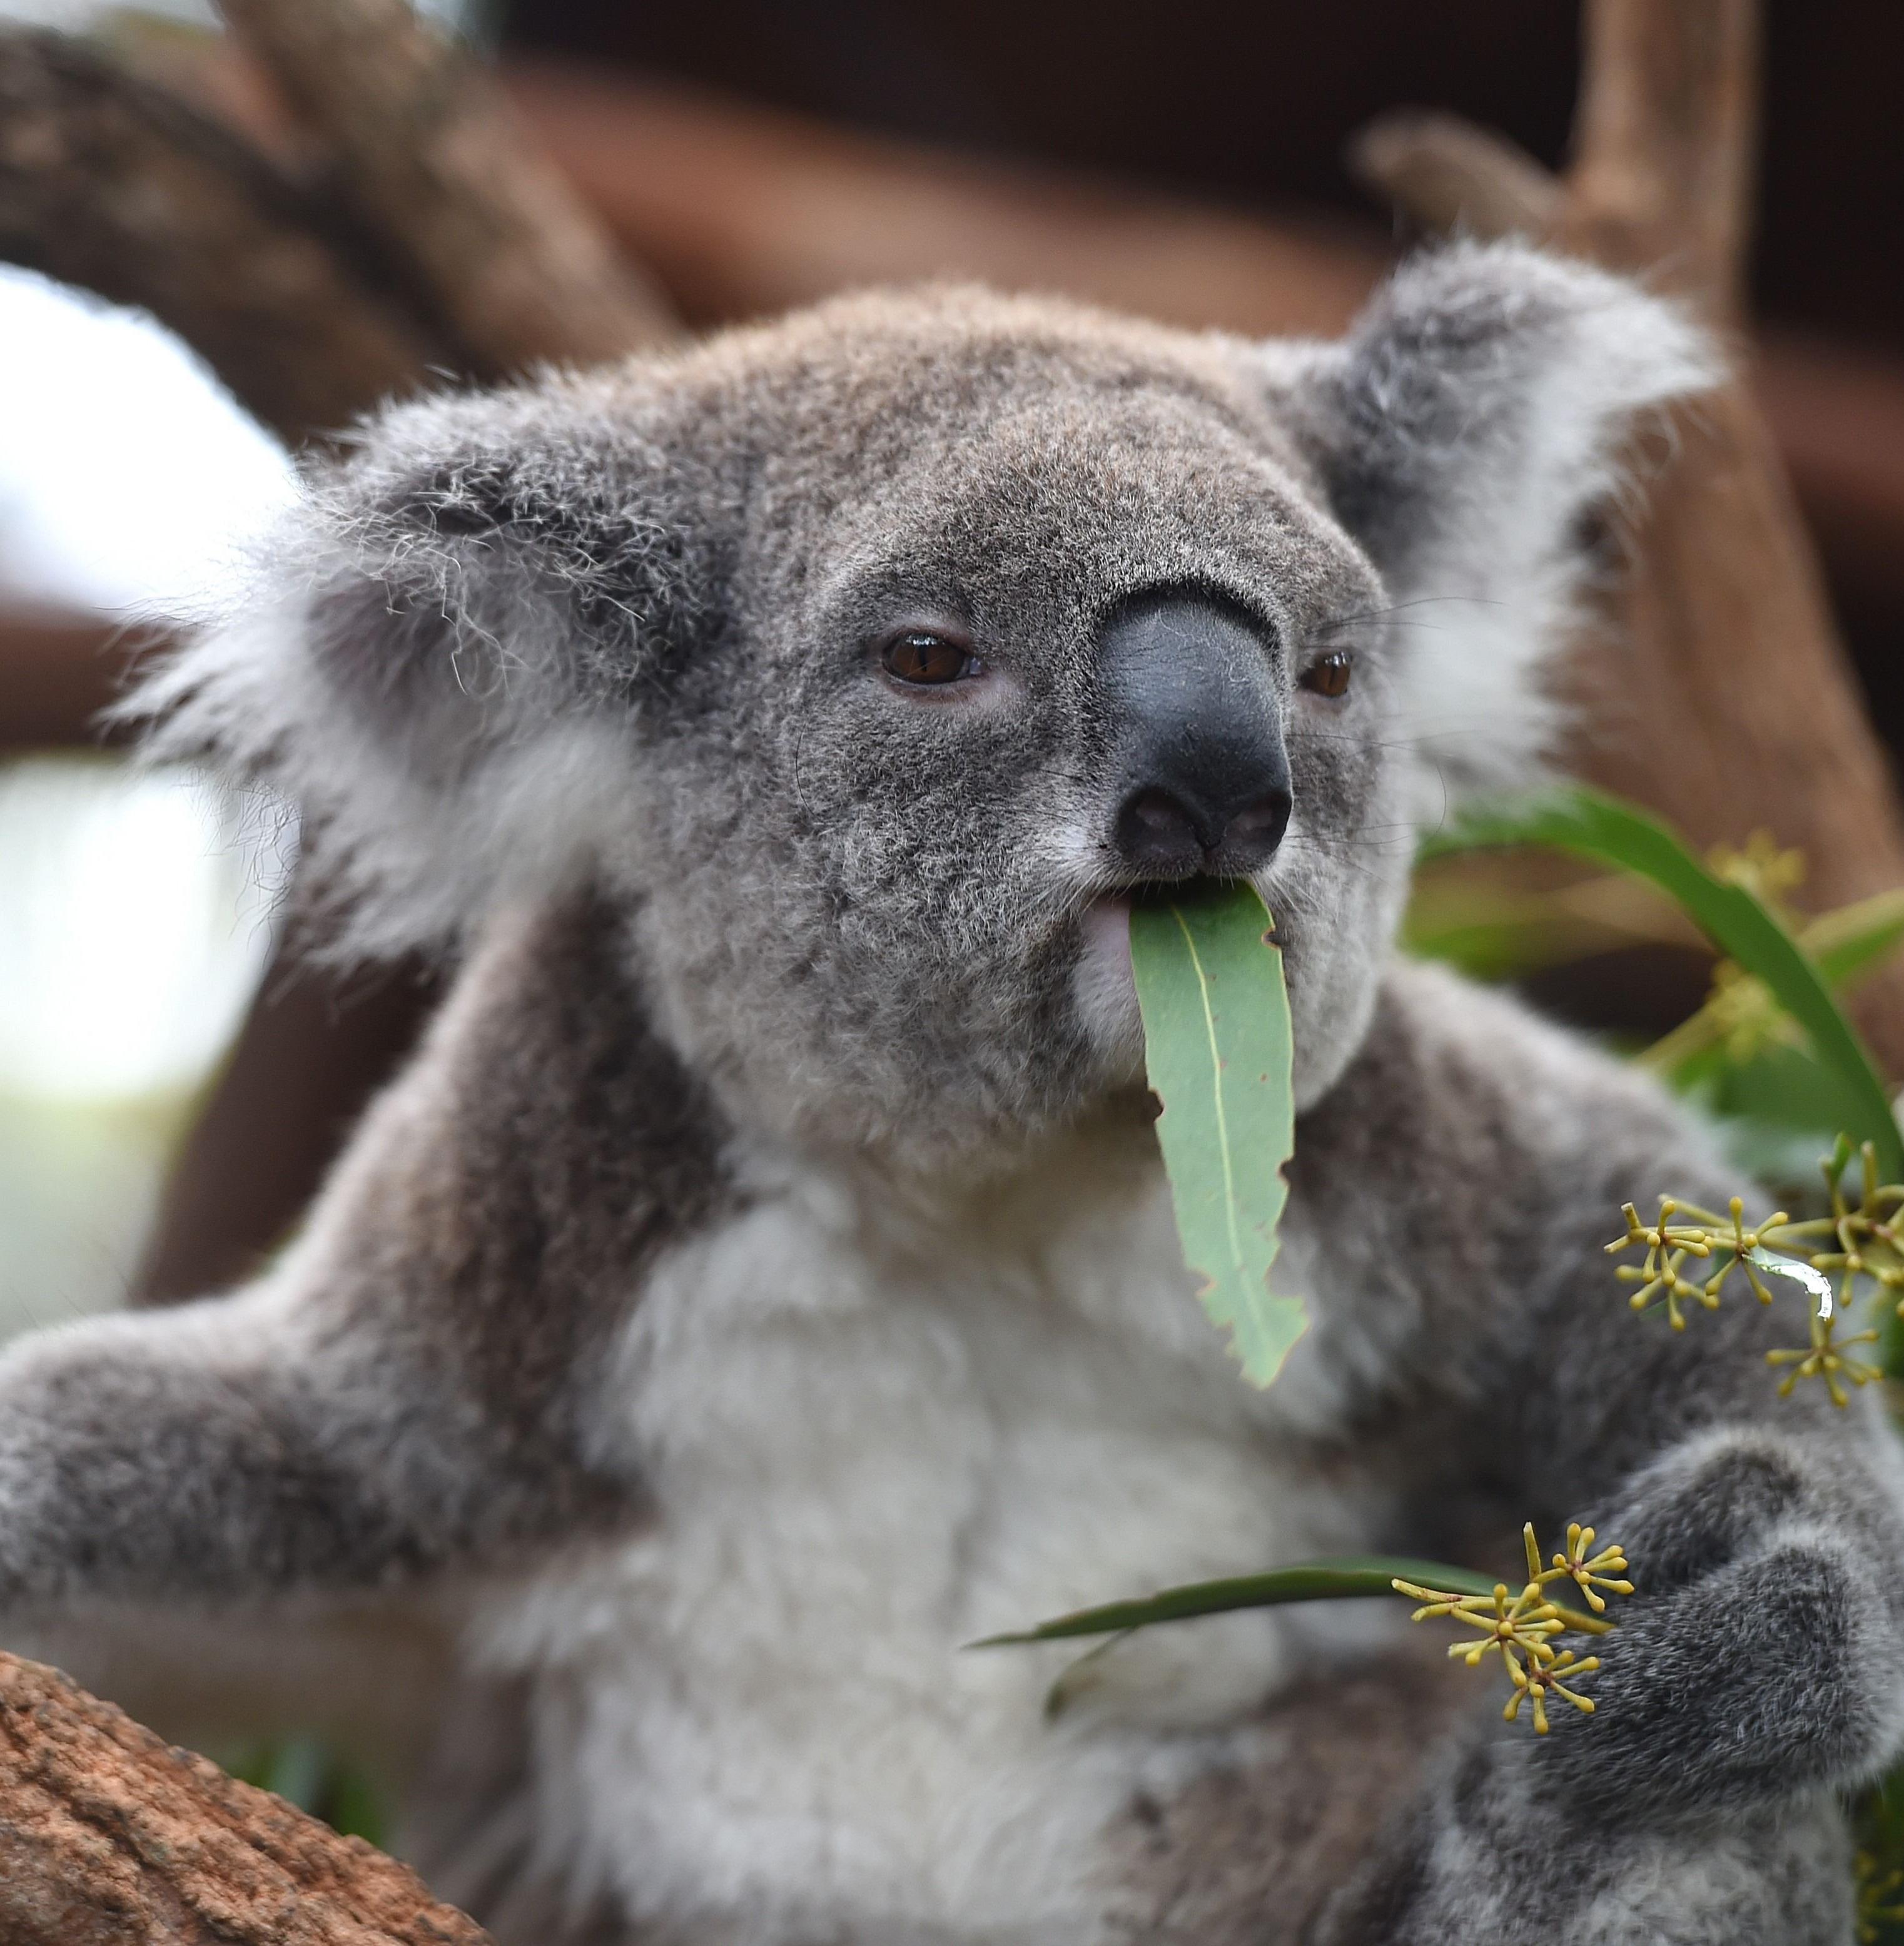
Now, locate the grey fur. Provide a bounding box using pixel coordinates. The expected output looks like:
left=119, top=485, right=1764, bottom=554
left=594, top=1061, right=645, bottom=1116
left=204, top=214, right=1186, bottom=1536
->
left=1, top=241, right=1895, bottom=1944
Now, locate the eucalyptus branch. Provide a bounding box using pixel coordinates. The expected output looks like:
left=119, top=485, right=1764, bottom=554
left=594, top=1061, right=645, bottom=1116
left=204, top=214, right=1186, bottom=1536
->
left=1393, top=1522, right=1631, bottom=1734
left=1607, top=1137, right=1902, bottom=1404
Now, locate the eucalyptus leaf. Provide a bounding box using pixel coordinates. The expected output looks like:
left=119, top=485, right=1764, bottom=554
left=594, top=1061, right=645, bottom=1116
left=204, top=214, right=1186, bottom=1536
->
left=1640, top=889, right=1904, bottom=1087
left=972, top=1557, right=1607, bottom=1653
left=1808, top=888, right=1904, bottom=991
left=969, top=1558, right=1501, bottom=1646
left=1130, top=884, right=1304, bottom=1387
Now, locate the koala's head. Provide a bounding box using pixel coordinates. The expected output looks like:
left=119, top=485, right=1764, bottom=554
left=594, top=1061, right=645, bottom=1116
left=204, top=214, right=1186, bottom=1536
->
left=144, top=242, right=1710, bottom=1162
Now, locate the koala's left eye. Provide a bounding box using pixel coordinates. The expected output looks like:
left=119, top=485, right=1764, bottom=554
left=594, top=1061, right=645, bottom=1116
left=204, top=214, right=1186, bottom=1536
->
left=1301, top=650, right=1354, bottom=699
left=881, top=629, right=983, bottom=686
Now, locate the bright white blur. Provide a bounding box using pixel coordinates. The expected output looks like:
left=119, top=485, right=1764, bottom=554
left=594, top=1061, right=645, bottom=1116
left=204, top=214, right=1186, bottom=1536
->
left=0, top=265, right=295, bottom=1329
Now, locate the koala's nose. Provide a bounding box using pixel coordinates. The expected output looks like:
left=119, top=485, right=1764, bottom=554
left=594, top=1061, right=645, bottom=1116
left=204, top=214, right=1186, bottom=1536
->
left=1098, top=592, right=1292, bottom=881
left=1115, top=776, right=1292, bottom=878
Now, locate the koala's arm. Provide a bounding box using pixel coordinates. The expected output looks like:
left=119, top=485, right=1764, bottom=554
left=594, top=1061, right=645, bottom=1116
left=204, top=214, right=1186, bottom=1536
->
left=1305, top=966, right=1904, bottom=1941
left=0, top=897, right=728, bottom=1611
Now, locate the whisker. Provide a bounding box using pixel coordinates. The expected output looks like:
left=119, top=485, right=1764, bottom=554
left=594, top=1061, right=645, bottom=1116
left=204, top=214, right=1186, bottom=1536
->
left=1310, top=594, right=1512, bottom=639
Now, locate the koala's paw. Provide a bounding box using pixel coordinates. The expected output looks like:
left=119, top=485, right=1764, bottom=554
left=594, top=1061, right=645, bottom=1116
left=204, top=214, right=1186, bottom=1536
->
left=1317, top=1751, right=1855, bottom=1946
left=1541, top=1538, right=1904, bottom=1818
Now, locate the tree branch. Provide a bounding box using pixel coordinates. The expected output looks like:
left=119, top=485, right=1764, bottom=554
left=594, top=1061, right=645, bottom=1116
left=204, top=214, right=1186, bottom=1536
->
left=215, top=0, right=678, bottom=377
left=1345, top=110, right=1562, bottom=242
left=0, top=8, right=691, bottom=1317
left=0, top=29, right=437, bottom=445
left=0, top=610, right=153, bottom=756
left=1559, top=0, right=1758, bottom=318
left=497, top=55, right=1382, bottom=340
left=0, top=1650, right=489, bottom=1945
left=131, top=948, right=446, bottom=1304
left=1351, top=0, right=1904, bottom=1076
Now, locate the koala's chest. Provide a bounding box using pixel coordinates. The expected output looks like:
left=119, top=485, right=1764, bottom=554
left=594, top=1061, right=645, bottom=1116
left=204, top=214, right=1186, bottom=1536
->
left=470, top=1178, right=1405, bottom=1940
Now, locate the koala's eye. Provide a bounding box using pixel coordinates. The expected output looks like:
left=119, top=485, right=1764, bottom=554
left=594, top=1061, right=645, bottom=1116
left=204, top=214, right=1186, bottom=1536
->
left=1302, top=650, right=1354, bottom=699
left=880, top=629, right=982, bottom=686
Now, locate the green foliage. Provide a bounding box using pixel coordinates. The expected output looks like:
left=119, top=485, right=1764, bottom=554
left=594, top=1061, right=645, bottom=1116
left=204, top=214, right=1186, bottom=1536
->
left=1811, top=889, right=1904, bottom=993
left=1427, top=786, right=1903, bottom=1185
left=1648, top=891, right=1904, bottom=1180
left=1129, top=883, right=1304, bottom=1387
left=1402, top=852, right=1679, bottom=986
left=1432, top=786, right=1904, bottom=1381
left=1859, top=1779, right=1904, bottom=1942
left=1422, top=793, right=1904, bottom=1643
left=976, top=1529, right=1620, bottom=1730
left=220, top=1735, right=388, bottom=1846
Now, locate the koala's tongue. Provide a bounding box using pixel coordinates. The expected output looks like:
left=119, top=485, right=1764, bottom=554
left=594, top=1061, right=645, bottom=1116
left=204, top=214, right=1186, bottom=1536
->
left=1080, top=894, right=1137, bottom=1006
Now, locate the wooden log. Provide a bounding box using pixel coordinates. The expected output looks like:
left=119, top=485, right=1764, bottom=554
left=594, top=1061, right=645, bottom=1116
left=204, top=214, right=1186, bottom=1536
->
left=0, top=1650, right=489, bottom=1945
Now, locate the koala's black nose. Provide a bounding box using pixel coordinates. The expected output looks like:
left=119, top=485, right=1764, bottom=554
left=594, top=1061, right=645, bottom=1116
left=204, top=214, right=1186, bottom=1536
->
left=1098, top=592, right=1292, bottom=881
left=1115, top=777, right=1292, bottom=878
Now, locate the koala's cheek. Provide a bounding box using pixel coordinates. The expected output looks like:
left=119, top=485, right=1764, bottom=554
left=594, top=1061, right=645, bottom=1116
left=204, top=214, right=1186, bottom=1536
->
left=1070, top=897, right=1146, bottom=1083
left=1271, top=855, right=1409, bottom=1111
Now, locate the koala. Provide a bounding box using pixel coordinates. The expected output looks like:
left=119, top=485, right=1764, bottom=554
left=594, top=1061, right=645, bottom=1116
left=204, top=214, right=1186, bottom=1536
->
left=3, top=238, right=1903, bottom=1946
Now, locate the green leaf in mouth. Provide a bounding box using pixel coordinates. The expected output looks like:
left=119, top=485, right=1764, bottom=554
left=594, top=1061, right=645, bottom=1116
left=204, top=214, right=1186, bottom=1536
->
left=1128, top=881, right=1305, bottom=1387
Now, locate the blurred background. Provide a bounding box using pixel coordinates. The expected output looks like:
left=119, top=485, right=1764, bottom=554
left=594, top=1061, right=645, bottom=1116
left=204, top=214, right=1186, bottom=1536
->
left=2, top=0, right=1902, bottom=1342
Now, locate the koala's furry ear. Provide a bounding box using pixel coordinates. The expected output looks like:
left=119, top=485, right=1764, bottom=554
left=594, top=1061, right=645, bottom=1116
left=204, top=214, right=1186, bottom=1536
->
left=1258, top=240, right=1719, bottom=801
left=131, top=370, right=714, bottom=960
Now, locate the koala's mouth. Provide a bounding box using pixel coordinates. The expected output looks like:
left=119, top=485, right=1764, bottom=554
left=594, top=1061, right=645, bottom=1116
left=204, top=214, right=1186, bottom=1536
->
left=1080, top=874, right=1270, bottom=1003
left=1086, top=873, right=1255, bottom=938
left=1125, top=874, right=1250, bottom=911
left=1081, top=876, right=1249, bottom=983
left=1075, top=875, right=1279, bottom=1076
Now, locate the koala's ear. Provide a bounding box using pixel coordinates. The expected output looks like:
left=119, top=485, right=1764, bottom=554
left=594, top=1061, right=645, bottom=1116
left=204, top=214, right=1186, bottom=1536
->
left=1259, top=240, right=1718, bottom=799
left=131, top=371, right=714, bottom=959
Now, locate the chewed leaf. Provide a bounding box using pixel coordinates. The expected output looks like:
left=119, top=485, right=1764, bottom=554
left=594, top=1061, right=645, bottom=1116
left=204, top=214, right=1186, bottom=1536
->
left=1130, top=883, right=1304, bottom=1387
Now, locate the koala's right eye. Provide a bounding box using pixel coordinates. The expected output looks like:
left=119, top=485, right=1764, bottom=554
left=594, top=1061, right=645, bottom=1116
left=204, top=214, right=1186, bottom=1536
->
left=879, top=630, right=984, bottom=686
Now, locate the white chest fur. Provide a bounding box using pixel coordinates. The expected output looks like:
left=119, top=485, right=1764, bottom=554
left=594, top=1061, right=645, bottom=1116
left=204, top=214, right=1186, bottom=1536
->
left=467, top=1130, right=1406, bottom=1943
